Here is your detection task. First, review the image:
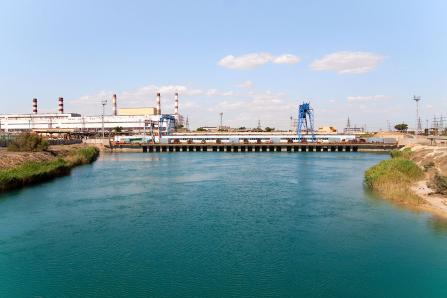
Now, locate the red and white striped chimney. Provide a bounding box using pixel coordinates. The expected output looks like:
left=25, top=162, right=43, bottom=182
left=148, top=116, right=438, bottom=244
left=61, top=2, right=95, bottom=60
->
left=174, top=92, right=179, bottom=115
left=112, top=94, right=117, bottom=116
left=58, top=97, right=64, bottom=114
left=156, top=92, right=161, bottom=115
left=32, top=98, right=38, bottom=114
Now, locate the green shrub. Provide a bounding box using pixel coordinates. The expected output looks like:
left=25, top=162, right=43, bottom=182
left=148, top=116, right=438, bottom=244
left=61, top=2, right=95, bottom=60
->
left=7, top=133, right=48, bottom=152
left=390, top=148, right=412, bottom=159
left=65, top=146, right=99, bottom=166
left=0, top=159, right=69, bottom=191
left=365, top=157, right=423, bottom=203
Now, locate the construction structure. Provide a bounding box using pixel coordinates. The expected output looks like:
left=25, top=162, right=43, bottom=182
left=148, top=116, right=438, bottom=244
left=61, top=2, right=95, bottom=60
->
left=0, top=93, right=184, bottom=135
left=297, top=102, right=316, bottom=142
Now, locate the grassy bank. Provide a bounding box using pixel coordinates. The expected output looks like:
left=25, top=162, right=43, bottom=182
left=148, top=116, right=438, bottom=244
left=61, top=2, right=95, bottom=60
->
left=0, top=146, right=99, bottom=192
left=365, top=149, right=424, bottom=204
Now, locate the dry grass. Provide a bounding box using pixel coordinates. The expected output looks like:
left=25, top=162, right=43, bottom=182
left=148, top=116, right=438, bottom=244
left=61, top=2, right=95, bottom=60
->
left=0, top=146, right=99, bottom=192
left=365, top=154, right=424, bottom=204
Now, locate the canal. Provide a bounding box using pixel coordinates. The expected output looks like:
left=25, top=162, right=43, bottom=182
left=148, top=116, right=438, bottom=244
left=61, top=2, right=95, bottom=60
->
left=1, top=152, right=447, bottom=297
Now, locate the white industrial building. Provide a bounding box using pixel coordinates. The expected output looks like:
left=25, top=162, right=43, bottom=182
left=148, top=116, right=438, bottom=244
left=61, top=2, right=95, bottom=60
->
left=0, top=93, right=183, bottom=134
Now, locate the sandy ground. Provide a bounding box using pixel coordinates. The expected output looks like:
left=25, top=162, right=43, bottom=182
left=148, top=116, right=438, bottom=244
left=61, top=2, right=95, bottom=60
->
left=373, top=131, right=432, bottom=146
left=411, top=180, right=447, bottom=217
left=408, top=145, right=447, bottom=217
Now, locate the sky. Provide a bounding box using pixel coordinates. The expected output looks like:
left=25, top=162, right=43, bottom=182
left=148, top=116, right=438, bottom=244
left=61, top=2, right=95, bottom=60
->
left=0, top=0, right=446, bottom=130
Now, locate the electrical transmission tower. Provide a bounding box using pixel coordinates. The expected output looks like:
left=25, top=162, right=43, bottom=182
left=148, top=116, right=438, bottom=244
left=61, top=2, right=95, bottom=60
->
left=413, top=96, right=422, bottom=133
left=297, top=102, right=316, bottom=142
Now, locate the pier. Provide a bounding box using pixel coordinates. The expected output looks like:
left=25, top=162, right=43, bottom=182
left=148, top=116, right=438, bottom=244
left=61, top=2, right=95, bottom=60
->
left=108, top=143, right=399, bottom=153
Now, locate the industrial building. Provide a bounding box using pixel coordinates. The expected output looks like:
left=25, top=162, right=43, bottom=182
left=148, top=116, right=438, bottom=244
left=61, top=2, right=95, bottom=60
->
left=0, top=93, right=184, bottom=135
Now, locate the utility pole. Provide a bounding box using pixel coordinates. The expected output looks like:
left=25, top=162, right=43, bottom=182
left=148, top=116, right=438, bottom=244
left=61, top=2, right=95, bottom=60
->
left=413, top=96, right=422, bottom=134
left=101, top=100, right=107, bottom=138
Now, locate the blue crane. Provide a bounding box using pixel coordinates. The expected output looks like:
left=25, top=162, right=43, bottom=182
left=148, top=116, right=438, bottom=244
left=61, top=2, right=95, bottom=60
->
left=297, top=102, right=316, bottom=142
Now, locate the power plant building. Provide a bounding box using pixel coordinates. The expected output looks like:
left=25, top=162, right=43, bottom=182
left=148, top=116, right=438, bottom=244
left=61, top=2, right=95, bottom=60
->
left=117, top=107, right=157, bottom=116
left=0, top=93, right=183, bottom=134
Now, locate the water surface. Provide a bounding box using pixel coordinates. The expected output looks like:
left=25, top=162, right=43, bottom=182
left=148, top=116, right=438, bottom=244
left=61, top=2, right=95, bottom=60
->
left=1, top=152, right=447, bottom=297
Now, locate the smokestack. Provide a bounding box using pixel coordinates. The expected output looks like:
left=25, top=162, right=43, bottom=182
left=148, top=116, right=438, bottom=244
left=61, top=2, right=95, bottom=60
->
left=174, top=92, right=179, bottom=115
left=32, top=98, right=38, bottom=114
left=112, top=94, right=117, bottom=116
left=156, top=92, right=161, bottom=115
left=58, top=97, right=64, bottom=114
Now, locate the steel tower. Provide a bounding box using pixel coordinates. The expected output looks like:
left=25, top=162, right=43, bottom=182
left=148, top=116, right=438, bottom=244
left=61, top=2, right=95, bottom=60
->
left=297, top=102, right=316, bottom=142
left=413, top=96, right=422, bottom=133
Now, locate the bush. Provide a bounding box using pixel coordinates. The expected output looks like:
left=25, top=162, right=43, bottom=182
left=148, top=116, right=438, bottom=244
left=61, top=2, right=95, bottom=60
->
left=430, top=175, right=447, bottom=195
left=390, top=148, right=412, bottom=159
left=423, top=161, right=435, bottom=171
left=7, top=133, right=48, bottom=152
left=64, top=147, right=99, bottom=166
left=365, top=157, right=423, bottom=203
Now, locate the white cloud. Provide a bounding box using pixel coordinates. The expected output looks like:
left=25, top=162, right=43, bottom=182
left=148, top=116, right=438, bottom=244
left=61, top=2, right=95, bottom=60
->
left=311, top=51, right=384, bottom=74
left=70, top=83, right=298, bottom=129
left=237, top=80, right=254, bottom=88
left=272, top=54, right=301, bottom=64
left=71, top=85, right=205, bottom=107
left=347, top=95, right=389, bottom=102
left=218, top=52, right=300, bottom=70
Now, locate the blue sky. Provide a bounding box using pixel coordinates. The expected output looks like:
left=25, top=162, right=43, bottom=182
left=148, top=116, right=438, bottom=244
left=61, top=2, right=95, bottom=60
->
left=0, top=0, right=446, bottom=130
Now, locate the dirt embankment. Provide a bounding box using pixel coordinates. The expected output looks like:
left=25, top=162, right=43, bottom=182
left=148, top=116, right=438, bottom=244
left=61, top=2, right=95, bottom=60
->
left=0, top=144, right=92, bottom=170
left=408, top=145, right=447, bottom=216
left=373, top=132, right=432, bottom=146
left=0, top=145, right=99, bottom=193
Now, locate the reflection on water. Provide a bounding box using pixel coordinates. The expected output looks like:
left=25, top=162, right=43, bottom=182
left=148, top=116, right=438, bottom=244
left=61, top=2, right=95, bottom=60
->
left=428, top=216, right=447, bottom=234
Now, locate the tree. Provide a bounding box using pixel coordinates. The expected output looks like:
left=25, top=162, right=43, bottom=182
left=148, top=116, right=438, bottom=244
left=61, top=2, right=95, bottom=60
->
left=394, top=123, right=408, bottom=132
left=196, top=127, right=206, bottom=132
left=264, top=127, right=275, bottom=132
left=113, top=126, right=123, bottom=133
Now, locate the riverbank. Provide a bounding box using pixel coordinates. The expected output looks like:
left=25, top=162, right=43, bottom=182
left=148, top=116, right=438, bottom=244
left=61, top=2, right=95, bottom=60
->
left=365, top=145, right=447, bottom=217
left=0, top=145, right=99, bottom=192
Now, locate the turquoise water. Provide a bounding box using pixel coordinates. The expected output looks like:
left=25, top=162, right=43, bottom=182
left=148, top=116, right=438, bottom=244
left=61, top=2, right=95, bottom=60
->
left=1, top=152, right=447, bottom=297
